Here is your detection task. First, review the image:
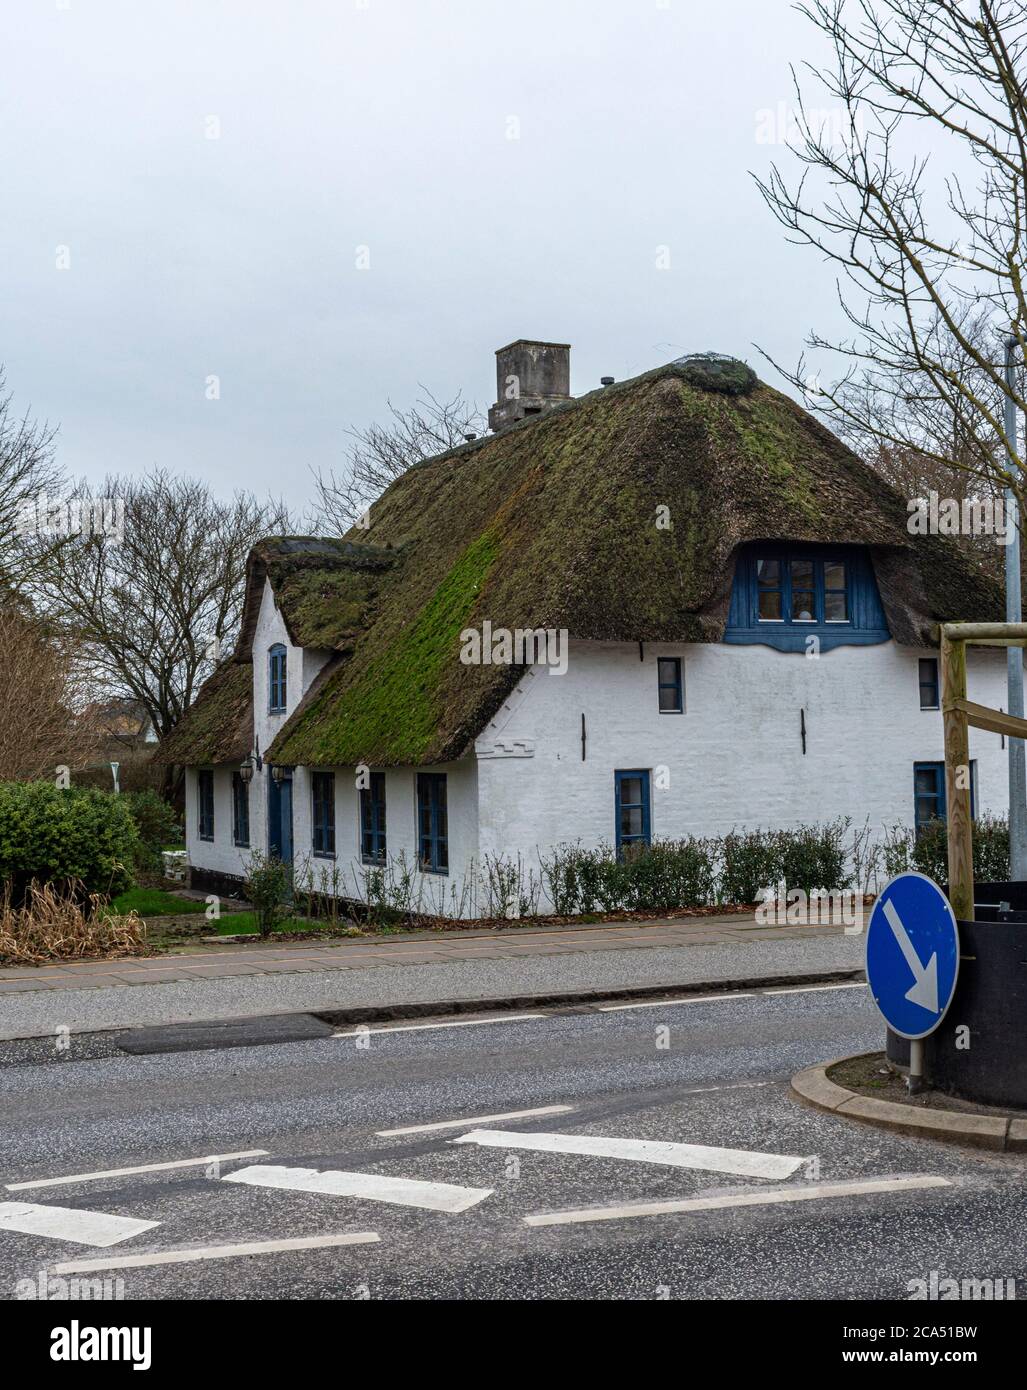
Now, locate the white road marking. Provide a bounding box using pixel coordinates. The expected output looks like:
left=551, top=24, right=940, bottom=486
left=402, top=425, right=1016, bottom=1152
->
left=523, top=1175, right=952, bottom=1226
left=0, top=1201, right=159, bottom=1247
left=683, top=1081, right=775, bottom=1095
left=333, top=1014, right=543, bottom=1038
left=223, top=1164, right=492, bottom=1212
left=5, top=1150, right=269, bottom=1192
left=452, top=1129, right=806, bottom=1180
left=598, top=994, right=754, bottom=1012
left=376, top=1105, right=573, bottom=1137
left=764, top=982, right=867, bottom=996
left=51, top=1231, right=380, bottom=1274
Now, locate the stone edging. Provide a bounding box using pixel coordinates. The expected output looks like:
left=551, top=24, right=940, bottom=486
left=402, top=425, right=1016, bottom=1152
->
left=791, top=1055, right=1027, bottom=1153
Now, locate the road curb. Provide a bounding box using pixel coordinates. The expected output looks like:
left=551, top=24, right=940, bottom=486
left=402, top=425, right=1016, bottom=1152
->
left=311, top=969, right=866, bottom=1029
left=791, top=1055, right=1025, bottom=1152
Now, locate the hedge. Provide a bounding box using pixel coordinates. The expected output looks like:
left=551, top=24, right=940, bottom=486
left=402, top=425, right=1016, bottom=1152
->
left=0, top=782, right=139, bottom=903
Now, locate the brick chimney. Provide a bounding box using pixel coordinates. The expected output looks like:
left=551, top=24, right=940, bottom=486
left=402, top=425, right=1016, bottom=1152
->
left=488, top=339, right=571, bottom=432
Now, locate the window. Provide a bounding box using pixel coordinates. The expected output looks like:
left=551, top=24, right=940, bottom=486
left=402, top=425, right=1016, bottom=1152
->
left=755, top=553, right=848, bottom=626
left=756, top=557, right=783, bottom=621
left=657, top=657, right=683, bottom=713
left=268, top=644, right=287, bottom=713
left=615, top=769, right=651, bottom=857
left=232, top=772, right=249, bottom=847
left=919, top=657, right=940, bottom=710
left=416, top=773, right=448, bottom=874
left=198, top=770, right=214, bottom=842
left=361, top=772, right=387, bottom=863
left=726, top=544, right=888, bottom=653
left=824, top=560, right=849, bottom=622
left=311, top=771, right=336, bottom=857
left=914, top=760, right=976, bottom=836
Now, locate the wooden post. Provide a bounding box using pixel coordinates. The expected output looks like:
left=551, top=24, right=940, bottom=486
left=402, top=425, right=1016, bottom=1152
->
left=941, top=631, right=974, bottom=921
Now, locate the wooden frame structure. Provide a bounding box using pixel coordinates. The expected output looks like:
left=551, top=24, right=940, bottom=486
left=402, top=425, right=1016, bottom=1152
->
left=941, top=622, right=1027, bottom=920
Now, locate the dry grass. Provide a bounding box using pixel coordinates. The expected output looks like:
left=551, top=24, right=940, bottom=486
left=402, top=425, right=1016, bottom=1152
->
left=0, top=880, right=147, bottom=965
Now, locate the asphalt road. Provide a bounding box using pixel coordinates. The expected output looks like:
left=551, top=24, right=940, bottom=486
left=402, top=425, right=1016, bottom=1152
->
left=2, top=982, right=1025, bottom=1301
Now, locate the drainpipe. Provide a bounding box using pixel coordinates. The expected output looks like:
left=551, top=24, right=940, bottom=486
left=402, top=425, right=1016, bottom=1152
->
left=1004, top=335, right=1027, bottom=880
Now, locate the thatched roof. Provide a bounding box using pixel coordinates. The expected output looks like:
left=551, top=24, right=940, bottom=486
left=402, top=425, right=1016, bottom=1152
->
left=157, top=354, right=1005, bottom=770
left=260, top=357, right=1001, bottom=769
left=152, top=660, right=252, bottom=766
left=237, top=537, right=399, bottom=655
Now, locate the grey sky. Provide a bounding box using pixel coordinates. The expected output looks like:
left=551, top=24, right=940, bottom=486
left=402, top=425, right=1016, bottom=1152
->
left=2, top=0, right=847, bottom=512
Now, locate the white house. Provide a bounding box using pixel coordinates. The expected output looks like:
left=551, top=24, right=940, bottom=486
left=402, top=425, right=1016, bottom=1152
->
left=156, top=343, right=1012, bottom=916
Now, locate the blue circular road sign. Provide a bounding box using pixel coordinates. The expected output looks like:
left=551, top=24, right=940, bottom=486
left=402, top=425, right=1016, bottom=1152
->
left=865, top=872, right=960, bottom=1041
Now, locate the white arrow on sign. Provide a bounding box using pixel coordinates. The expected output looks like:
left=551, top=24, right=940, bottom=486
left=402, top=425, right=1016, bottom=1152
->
left=882, top=898, right=939, bottom=1014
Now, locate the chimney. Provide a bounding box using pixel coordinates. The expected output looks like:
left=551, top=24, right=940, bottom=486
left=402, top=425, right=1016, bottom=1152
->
left=488, top=339, right=571, bottom=432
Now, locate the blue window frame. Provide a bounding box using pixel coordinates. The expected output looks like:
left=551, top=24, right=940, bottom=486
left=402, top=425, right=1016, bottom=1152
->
left=232, top=771, right=249, bottom=848
left=725, top=544, right=890, bottom=652
left=197, top=770, right=214, bottom=842
left=615, top=769, right=651, bottom=857
left=268, top=644, right=287, bottom=713
left=361, top=771, right=387, bottom=863
left=914, top=761, right=976, bottom=836
left=416, top=773, right=448, bottom=874
left=311, top=771, right=336, bottom=857
left=657, top=657, right=683, bottom=713
left=755, top=553, right=847, bottom=625
left=919, top=657, right=940, bottom=710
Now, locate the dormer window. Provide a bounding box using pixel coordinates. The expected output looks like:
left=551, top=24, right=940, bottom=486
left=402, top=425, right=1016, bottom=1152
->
left=268, top=644, right=287, bottom=713
left=725, top=543, right=889, bottom=652
left=755, top=554, right=848, bottom=625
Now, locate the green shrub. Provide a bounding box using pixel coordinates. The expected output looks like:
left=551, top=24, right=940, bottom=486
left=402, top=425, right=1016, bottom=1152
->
left=972, top=813, right=1010, bottom=882
left=0, top=781, right=139, bottom=905
left=243, top=850, right=293, bottom=937
left=720, top=829, right=783, bottom=905
left=121, top=789, right=181, bottom=873
left=881, top=823, right=914, bottom=879
left=911, top=814, right=1010, bottom=885
left=624, top=839, right=718, bottom=912
left=910, top=818, right=948, bottom=883
left=779, top=819, right=850, bottom=897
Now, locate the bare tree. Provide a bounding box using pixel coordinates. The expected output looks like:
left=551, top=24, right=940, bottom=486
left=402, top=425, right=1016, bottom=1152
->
left=0, top=369, right=62, bottom=599
left=30, top=470, right=291, bottom=796
left=754, top=0, right=1027, bottom=505
left=311, top=387, right=486, bottom=532
left=0, top=611, right=97, bottom=782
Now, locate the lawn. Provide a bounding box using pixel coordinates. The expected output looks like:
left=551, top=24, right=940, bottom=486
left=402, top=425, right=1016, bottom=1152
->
left=213, top=913, right=350, bottom=936
left=109, top=888, right=208, bottom=917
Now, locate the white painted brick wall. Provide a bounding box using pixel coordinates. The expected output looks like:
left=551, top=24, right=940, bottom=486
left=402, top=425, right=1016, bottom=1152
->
left=475, top=639, right=1013, bottom=887
left=186, top=629, right=1016, bottom=918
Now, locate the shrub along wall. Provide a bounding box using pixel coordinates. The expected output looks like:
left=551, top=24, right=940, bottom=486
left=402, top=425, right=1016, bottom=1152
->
left=324, top=817, right=1007, bottom=924
left=882, top=814, right=1010, bottom=886
left=0, top=782, right=140, bottom=904
left=536, top=820, right=850, bottom=916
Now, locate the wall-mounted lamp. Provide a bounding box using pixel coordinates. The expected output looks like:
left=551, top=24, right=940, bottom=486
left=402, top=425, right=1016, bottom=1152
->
left=238, top=756, right=254, bottom=785
left=271, top=764, right=287, bottom=784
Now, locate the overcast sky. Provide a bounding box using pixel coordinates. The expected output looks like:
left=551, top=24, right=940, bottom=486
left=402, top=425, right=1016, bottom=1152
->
left=1, top=0, right=851, bottom=513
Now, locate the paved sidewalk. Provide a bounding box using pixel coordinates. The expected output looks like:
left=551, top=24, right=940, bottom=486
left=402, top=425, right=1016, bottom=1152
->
left=0, top=915, right=866, bottom=1040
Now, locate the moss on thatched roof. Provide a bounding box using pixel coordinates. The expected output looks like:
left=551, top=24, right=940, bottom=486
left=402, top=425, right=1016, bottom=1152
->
left=237, top=537, right=398, bottom=656
left=153, top=660, right=252, bottom=766
left=259, top=356, right=1001, bottom=769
